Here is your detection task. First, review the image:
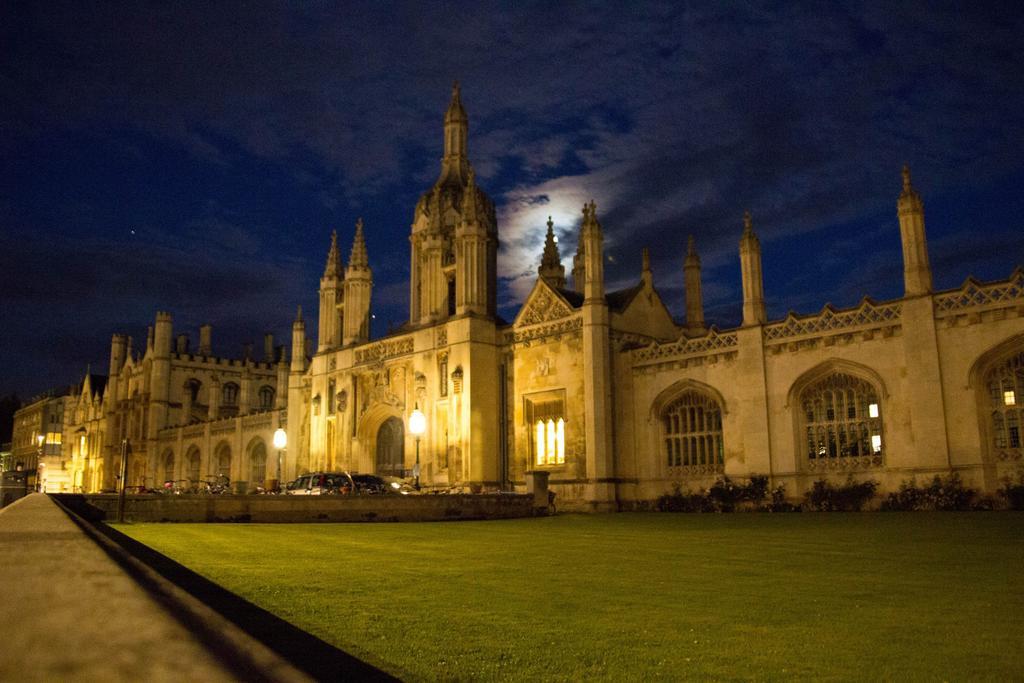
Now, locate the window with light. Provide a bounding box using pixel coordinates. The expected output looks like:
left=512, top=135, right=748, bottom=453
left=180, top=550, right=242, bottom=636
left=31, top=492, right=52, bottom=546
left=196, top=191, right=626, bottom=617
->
left=986, top=351, right=1023, bottom=455
left=526, top=392, right=566, bottom=467
left=662, top=391, right=724, bottom=472
left=800, top=374, right=883, bottom=467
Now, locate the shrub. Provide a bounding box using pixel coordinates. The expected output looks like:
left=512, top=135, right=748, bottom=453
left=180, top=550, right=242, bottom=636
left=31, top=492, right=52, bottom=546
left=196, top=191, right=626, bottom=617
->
left=998, top=474, right=1024, bottom=511
left=767, top=484, right=800, bottom=512
left=803, top=476, right=878, bottom=512
left=655, top=485, right=715, bottom=513
left=657, top=475, right=773, bottom=513
left=880, top=473, right=976, bottom=511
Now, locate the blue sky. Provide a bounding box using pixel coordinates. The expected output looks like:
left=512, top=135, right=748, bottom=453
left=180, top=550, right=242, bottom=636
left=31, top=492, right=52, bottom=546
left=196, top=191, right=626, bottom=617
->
left=2, top=2, right=1022, bottom=397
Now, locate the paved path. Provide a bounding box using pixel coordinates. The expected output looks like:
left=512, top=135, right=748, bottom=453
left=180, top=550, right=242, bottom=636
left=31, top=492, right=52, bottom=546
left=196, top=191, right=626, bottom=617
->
left=0, top=494, right=305, bottom=682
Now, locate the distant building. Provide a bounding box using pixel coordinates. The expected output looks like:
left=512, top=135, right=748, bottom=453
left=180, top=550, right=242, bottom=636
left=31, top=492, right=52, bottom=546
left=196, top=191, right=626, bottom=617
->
left=11, top=391, right=70, bottom=491
left=34, top=87, right=1024, bottom=507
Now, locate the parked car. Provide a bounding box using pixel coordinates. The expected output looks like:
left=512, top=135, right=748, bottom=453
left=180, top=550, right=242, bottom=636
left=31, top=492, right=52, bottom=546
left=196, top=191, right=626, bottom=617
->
left=285, top=472, right=354, bottom=495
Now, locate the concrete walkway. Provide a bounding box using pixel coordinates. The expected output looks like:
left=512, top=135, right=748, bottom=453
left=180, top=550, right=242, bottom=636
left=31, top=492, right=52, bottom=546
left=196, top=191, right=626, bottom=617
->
left=0, top=494, right=308, bottom=682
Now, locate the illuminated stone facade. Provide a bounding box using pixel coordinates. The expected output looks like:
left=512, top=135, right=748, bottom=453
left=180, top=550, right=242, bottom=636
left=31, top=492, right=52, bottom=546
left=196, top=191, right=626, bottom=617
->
left=59, top=87, right=1024, bottom=508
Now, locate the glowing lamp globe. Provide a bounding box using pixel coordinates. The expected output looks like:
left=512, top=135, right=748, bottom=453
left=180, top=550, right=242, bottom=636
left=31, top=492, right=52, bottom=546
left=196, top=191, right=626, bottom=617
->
left=273, top=428, right=287, bottom=450
left=409, top=406, right=426, bottom=437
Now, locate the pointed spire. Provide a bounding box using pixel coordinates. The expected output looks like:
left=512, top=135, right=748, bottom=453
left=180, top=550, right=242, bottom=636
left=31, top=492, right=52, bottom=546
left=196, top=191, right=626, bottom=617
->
left=640, top=248, right=653, bottom=288
left=899, top=163, right=923, bottom=209
left=445, top=80, right=467, bottom=123
left=295, top=305, right=303, bottom=323
left=742, top=210, right=754, bottom=237
left=685, top=234, right=700, bottom=267
left=348, top=218, right=368, bottom=269
left=538, top=216, right=566, bottom=288
left=323, top=230, right=342, bottom=279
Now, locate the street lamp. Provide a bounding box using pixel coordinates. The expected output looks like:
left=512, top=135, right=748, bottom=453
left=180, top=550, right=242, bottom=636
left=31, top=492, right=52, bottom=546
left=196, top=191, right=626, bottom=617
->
left=273, top=427, right=287, bottom=492
left=408, top=403, right=426, bottom=490
left=36, top=434, right=45, bottom=492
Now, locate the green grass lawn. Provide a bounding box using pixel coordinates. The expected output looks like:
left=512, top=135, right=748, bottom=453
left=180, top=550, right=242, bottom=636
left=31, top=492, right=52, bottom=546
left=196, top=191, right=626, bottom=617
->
left=118, top=513, right=1024, bottom=681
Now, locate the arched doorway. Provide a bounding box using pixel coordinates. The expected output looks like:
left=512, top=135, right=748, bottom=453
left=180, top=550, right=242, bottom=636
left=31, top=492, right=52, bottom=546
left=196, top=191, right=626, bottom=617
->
left=376, top=416, right=404, bottom=476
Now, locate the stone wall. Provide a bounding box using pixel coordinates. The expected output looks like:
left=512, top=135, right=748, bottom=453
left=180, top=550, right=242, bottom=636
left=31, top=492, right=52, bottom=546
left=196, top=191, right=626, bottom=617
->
left=55, top=492, right=538, bottom=523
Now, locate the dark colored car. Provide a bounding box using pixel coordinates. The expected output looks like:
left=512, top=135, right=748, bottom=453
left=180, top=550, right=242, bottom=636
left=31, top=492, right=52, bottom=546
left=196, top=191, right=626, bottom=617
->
left=285, top=472, right=354, bottom=495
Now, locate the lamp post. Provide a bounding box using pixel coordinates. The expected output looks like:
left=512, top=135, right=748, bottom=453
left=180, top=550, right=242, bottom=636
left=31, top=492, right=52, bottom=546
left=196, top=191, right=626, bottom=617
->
left=273, top=427, right=287, bottom=492
left=408, top=403, right=426, bottom=490
left=36, top=434, right=44, bottom=492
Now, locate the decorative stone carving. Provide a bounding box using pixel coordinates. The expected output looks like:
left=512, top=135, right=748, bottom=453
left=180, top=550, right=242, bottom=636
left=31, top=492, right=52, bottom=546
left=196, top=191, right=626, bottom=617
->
left=518, top=289, right=572, bottom=327
left=506, top=317, right=583, bottom=347
left=452, top=366, right=464, bottom=394
left=632, top=329, right=739, bottom=363
left=337, top=390, right=347, bottom=412
left=355, top=336, right=414, bottom=364
left=763, top=300, right=903, bottom=342
left=934, top=269, right=1024, bottom=315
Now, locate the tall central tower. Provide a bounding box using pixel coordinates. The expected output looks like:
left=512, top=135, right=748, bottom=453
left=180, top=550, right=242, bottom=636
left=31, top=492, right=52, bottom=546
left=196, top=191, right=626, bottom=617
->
left=409, top=84, right=498, bottom=324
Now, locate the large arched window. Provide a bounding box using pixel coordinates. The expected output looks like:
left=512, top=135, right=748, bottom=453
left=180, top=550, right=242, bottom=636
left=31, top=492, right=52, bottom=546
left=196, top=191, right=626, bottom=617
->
left=162, top=450, right=175, bottom=485
left=215, top=442, right=232, bottom=480
left=185, top=446, right=201, bottom=485
left=249, top=440, right=267, bottom=486
left=800, top=373, right=883, bottom=471
left=662, top=391, right=724, bottom=474
left=984, top=351, right=1023, bottom=459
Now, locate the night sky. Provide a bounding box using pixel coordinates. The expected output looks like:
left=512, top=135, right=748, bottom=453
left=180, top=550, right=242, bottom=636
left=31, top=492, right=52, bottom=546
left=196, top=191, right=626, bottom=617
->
left=2, top=3, right=1023, bottom=399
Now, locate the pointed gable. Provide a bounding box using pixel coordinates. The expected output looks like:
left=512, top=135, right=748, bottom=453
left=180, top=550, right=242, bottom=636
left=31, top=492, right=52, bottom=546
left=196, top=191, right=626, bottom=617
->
left=514, top=278, right=578, bottom=327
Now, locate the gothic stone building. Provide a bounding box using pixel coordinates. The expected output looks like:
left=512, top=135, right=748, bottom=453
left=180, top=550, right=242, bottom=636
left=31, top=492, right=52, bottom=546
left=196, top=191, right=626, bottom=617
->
left=68, top=86, right=1024, bottom=508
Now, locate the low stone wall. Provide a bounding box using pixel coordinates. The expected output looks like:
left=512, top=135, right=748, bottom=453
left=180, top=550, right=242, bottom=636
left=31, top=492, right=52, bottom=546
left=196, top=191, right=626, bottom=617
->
left=54, top=492, right=539, bottom=523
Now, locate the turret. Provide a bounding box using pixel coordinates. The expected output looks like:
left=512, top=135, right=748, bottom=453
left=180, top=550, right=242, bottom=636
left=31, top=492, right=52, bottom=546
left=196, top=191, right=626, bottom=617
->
left=572, top=237, right=586, bottom=294
left=263, top=333, right=274, bottom=362
left=290, top=306, right=306, bottom=373
left=318, top=231, right=344, bottom=350
left=275, top=346, right=289, bottom=409
left=898, top=165, right=932, bottom=296
left=198, top=324, right=212, bottom=356
left=580, top=201, right=605, bottom=303
left=684, top=236, right=705, bottom=334
left=109, top=333, right=127, bottom=377
left=148, top=311, right=174, bottom=437
left=739, top=211, right=766, bottom=326
left=343, top=218, right=373, bottom=345
left=455, top=170, right=490, bottom=316
left=538, top=216, right=566, bottom=289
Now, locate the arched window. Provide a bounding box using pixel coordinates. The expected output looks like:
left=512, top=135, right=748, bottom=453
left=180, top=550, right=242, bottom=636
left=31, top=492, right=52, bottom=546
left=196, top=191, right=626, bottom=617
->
left=258, top=386, right=275, bottom=410
left=162, top=450, right=175, bottom=484
left=800, top=373, right=883, bottom=471
left=222, top=382, right=239, bottom=406
left=984, top=351, right=1024, bottom=459
left=662, top=391, right=724, bottom=474
left=215, top=442, right=232, bottom=480
left=186, top=447, right=201, bottom=485
left=249, top=441, right=267, bottom=486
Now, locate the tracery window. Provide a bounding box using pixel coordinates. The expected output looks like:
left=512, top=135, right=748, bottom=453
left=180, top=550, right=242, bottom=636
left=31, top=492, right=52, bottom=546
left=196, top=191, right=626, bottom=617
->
left=525, top=392, right=566, bottom=467
left=258, top=386, right=275, bottom=410
left=162, top=451, right=174, bottom=484
left=662, top=391, right=724, bottom=474
left=186, top=447, right=201, bottom=485
left=250, top=441, right=267, bottom=486
left=800, top=373, right=883, bottom=470
left=985, top=351, right=1024, bottom=458
left=222, top=382, right=239, bottom=406
left=215, top=443, right=232, bottom=480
